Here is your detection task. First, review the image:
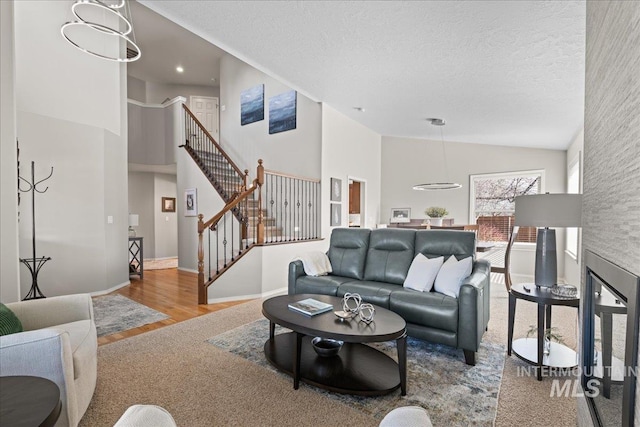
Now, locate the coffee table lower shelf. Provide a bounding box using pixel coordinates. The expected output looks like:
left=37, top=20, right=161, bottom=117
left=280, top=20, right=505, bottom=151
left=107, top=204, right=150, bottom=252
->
left=264, top=332, right=401, bottom=396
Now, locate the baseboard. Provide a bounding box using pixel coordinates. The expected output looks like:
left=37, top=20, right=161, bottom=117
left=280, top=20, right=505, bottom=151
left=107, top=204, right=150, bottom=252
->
left=207, top=286, right=287, bottom=304
left=90, top=280, right=130, bottom=297
left=177, top=267, right=198, bottom=274
left=144, top=256, right=178, bottom=262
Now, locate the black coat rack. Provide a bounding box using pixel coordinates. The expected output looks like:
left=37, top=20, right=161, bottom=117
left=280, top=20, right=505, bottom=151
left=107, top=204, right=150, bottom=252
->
left=18, top=161, right=53, bottom=300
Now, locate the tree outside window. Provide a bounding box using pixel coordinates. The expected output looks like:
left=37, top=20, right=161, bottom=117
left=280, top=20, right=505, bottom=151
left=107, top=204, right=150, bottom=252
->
left=470, top=171, right=543, bottom=243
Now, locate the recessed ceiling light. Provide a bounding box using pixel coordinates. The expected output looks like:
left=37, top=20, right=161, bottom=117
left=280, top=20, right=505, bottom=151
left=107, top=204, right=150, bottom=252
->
left=353, top=107, right=365, bottom=112
left=176, top=66, right=184, bottom=73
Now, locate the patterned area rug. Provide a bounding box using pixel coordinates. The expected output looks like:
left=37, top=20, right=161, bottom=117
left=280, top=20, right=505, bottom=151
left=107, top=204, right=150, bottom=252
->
left=92, top=294, right=169, bottom=337
left=208, top=318, right=504, bottom=425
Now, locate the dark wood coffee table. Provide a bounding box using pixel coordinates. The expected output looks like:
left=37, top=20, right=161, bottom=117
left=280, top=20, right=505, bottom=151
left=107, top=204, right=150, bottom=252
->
left=262, top=294, right=407, bottom=396
left=0, top=376, right=62, bottom=427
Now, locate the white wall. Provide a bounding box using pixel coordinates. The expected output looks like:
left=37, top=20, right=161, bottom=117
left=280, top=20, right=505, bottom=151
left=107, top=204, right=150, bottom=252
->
left=208, top=240, right=327, bottom=302
left=13, top=1, right=128, bottom=296
left=381, top=136, right=567, bottom=278
left=0, top=0, right=20, bottom=302
left=146, top=82, right=219, bottom=105
left=128, top=172, right=156, bottom=258
left=219, top=54, right=322, bottom=179
left=564, top=129, right=584, bottom=286
left=153, top=173, right=178, bottom=259
left=127, top=76, right=146, bottom=103
left=321, top=104, right=382, bottom=236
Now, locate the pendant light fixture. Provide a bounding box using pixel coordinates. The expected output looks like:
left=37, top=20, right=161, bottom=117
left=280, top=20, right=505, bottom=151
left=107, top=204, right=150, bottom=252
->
left=412, top=118, right=462, bottom=190
left=61, top=0, right=141, bottom=62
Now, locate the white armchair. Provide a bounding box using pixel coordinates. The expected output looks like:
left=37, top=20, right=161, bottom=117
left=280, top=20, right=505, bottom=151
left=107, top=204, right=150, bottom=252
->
left=0, top=294, right=98, bottom=427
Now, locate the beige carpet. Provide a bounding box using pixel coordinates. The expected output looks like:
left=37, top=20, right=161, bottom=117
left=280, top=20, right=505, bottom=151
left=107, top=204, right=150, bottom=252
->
left=82, top=278, right=578, bottom=426
left=144, top=257, right=178, bottom=270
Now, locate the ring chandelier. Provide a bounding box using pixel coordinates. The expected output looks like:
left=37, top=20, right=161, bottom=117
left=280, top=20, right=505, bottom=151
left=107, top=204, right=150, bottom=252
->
left=60, top=0, right=141, bottom=62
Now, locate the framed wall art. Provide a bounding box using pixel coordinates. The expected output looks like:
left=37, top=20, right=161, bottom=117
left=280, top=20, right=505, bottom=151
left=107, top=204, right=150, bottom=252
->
left=241, top=84, right=264, bottom=126
left=185, top=188, right=198, bottom=217
left=390, top=208, right=411, bottom=223
left=269, top=90, right=297, bottom=134
left=330, top=203, right=342, bottom=227
left=330, top=177, right=342, bottom=202
left=161, top=197, right=176, bottom=212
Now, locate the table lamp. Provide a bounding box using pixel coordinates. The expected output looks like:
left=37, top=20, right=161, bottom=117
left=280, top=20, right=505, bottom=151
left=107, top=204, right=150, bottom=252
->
left=514, top=194, right=582, bottom=287
left=128, top=214, right=139, bottom=237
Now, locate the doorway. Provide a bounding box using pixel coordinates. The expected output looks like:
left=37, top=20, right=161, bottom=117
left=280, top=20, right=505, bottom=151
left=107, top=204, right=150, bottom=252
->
left=348, top=178, right=366, bottom=228
left=190, top=96, right=219, bottom=141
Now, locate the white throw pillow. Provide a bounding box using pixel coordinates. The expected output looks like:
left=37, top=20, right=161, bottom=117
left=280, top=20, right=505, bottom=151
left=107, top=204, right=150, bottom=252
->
left=434, top=255, right=473, bottom=298
left=403, top=254, right=444, bottom=292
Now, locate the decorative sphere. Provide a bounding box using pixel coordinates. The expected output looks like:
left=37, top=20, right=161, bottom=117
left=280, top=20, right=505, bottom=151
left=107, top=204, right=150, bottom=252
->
left=358, top=303, right=375, bottom=324
left=342, top=293, right=362, bottom=314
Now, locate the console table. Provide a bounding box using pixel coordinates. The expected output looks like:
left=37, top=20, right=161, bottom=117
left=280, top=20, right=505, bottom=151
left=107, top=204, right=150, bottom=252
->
left=507, top=283, right=579, bottom=380
left=128, top=237, right=143, bottom=279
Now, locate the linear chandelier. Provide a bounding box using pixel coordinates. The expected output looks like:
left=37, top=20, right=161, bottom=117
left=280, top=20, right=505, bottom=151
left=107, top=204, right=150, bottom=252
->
left=61, top=0, right=141, bottom=62
left=412, top=118, right=462, bottom=190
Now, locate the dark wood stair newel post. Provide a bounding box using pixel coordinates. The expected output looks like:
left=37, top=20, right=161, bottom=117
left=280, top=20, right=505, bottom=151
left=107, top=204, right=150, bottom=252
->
left=197, top=214, right=206, bottom=304
left=242, top=169, right=250, bottom=241
left=257, top=159, right=265, bottom=245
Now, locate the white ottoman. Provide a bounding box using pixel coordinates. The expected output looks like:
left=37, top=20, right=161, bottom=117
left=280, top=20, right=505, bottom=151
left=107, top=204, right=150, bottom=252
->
left=379, top=406, right=432, bottom=427
left=113, top=405, right=177, bottom=427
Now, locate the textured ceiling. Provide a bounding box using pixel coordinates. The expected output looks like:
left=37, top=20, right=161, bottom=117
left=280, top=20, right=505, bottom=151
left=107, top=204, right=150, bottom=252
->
left=140, top=0, right=586, bottom=150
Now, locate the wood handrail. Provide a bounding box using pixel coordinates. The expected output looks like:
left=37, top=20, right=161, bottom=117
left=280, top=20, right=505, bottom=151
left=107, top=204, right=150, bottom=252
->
left=201, top=180, right=258, bottom=231
left=263, top=169, right=321, bottom=183
left=182, top=104, right=245, bottom=179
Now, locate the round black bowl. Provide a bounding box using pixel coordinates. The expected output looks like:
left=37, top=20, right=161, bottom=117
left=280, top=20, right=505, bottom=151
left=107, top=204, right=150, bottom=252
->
left=311, top=337, right=344, bottom=357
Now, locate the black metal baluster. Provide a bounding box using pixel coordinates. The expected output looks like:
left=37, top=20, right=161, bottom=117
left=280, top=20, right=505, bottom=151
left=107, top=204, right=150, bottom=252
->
left=215, top=225, right=220, bottom=275
left=208, top=228, right=212, bottom=280
left=223, top=213, right=228, bottom=267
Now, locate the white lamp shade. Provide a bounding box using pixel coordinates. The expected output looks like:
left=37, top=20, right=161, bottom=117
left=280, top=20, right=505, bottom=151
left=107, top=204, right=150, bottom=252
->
left=514, top=194, right=582, bottom=228
left=128, top=214, right=139, bottom=227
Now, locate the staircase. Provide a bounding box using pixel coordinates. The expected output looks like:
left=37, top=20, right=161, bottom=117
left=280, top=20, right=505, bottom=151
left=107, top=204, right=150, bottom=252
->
left=181, top=104, right=320, bottom=303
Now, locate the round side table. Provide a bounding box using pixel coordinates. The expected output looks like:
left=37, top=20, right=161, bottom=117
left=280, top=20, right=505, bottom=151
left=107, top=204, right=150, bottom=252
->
left=0, top=375, right=61, bottom=427
left=507, top=283, right=579, bottom=380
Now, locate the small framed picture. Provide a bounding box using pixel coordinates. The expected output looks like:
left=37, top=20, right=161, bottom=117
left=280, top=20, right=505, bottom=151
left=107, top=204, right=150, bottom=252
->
left=390, top=208, right=411, bottom=223
left=185, top=188, right=197, bottom=217
left=330, top=178, right=342, bottom=202
left=330, top=203, right=342, bottom=226
left=162, top=197, right=176, bottom=212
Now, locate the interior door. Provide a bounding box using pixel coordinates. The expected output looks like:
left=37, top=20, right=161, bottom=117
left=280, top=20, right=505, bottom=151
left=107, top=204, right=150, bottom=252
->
left=190, top=96, right=219, bottom=141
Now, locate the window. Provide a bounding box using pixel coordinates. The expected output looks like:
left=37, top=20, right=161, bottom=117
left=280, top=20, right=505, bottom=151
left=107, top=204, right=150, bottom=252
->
left=566, top=155, right=580, bottom=259
left=469, top=170, right=544, bottom=243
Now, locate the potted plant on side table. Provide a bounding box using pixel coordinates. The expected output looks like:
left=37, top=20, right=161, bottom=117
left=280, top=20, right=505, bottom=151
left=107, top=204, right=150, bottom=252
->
left=424, top=207, right=448, bottom=226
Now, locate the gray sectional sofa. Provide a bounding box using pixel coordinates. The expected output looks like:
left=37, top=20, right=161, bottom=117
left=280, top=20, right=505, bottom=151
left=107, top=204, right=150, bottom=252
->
left=288, top=228, right=491, bottom=365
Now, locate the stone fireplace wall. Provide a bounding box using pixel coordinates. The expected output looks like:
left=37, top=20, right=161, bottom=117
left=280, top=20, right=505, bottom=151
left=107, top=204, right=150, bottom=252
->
left=581, top=1, right=640, bottom=425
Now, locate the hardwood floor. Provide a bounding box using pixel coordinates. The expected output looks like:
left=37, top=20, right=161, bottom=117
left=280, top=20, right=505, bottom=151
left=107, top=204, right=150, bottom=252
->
left=96, top=268, right=251, bottom=346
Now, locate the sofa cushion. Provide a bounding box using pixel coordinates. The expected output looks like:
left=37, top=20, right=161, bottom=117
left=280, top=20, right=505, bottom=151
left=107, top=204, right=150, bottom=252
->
left=54, top=319, right=93, bottom=379
left=327, top=228, right=371, bottom=280
left=295, top=275, right=355, bottom=296
left=390, top=289, right=458, bottom=333
left=403, top=254, right=444, bottom=292
left=0, top=303, right=23, bottom=336
left=415, top=230, right=475, bottom=261
left=364, top=229, right=416, bottom=285
left=434, top=256, right=473, bottom=298
left=337, top=281, right=400, bottom=308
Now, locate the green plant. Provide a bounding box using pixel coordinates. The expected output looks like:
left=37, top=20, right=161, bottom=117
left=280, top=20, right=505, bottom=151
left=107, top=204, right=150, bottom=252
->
left=526, top=325, right=565, bottom=344
left=424, top=207, right=448, bottom=218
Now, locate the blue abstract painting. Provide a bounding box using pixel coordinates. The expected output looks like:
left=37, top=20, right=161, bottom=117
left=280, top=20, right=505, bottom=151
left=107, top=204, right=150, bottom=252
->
left=240, top=84, right=264, bottom=126
left=269, top=90, right=297, bottom=134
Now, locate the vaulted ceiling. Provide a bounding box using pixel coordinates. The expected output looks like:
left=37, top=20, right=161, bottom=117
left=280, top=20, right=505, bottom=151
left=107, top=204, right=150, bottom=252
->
left=138, top=0, right=586, bottom=150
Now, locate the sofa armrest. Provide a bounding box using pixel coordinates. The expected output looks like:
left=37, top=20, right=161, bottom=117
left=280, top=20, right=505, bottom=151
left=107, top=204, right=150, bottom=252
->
left=7, top=294, right=94, bottom=331
left=457, top=259, right=491, bottom=352
left=288, top=260, right=307, bottom=295
left=0, top=328, right=75, bottom=383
